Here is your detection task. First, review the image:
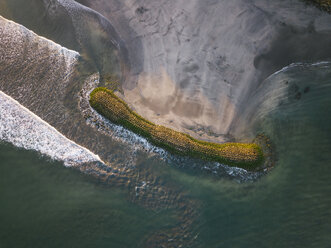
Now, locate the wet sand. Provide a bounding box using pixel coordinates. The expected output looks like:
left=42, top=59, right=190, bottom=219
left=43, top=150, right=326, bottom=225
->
left=0, top=15, right=202, bottom=246
left=1, top=2, right=331, bottom=247
left=78, top=0, right=331, bottom=142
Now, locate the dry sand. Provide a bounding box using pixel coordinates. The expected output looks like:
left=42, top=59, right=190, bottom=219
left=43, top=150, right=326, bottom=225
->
left=3, top=0, right=330, bottom=143
left=76, top=0, right=331, bottom=142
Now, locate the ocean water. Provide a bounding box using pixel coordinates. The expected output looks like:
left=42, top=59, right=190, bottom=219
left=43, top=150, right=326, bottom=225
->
left=0, top=143, right=177, bottom=248
left=1, top=0, right=331, bottom=247
left=1, top=62, right=331, bottom=247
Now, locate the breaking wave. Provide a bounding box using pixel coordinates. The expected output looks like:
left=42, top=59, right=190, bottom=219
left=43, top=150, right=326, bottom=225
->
left=0, top=90, right=103, bottom=167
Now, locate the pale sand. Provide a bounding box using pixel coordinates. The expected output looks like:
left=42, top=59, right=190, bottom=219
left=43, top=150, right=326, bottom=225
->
left=76, top=0, right=331, bottom=143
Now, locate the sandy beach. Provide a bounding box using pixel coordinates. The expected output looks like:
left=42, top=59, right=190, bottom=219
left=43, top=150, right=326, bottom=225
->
left=72, top=0, right=331, bottom=143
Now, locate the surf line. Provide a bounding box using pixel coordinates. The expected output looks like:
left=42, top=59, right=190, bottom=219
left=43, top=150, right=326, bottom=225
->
left=89, top=87, right=265, bottom=171
left=0, top=90, right=104, bottom=167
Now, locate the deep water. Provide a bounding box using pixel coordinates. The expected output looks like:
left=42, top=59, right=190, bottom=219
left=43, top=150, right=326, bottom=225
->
left=1, top=0, right=331, bottom=247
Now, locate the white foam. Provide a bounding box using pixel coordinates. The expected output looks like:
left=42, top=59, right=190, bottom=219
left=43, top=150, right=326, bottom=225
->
left=0, top=90, right=103, bottom=166
left=79, top=74, right=169, bottom=162
left=78, top=74, right=262, bottom=181
left=273, top=61, right=331, bottom=76
left=0, top=16, right=79, bottom=57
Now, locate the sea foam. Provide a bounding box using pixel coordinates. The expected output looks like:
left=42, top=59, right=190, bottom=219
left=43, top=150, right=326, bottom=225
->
left=0, top=90, right=103, bottom=167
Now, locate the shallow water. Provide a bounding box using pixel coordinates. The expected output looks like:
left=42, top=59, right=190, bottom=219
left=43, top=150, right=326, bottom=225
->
left=1, top=0, right=331, bottom=247
left=0, top=143, right=177, bottom=248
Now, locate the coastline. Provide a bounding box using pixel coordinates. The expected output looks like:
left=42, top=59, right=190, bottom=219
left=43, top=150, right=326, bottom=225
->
left=89, top=87, right=265, bottom=171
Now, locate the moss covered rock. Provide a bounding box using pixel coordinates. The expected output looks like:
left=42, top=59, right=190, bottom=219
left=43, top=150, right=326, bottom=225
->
left=89, top=87, right=264, bottom=170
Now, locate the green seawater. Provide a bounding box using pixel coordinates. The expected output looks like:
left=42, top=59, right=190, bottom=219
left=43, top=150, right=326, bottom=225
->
left=3, top=62, right=331, bottom=247
left=1, top=1, right=331, bottom=247
left=2, top=74, right=331, bottom=247
left=0, top=144, right=177, bottom=248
